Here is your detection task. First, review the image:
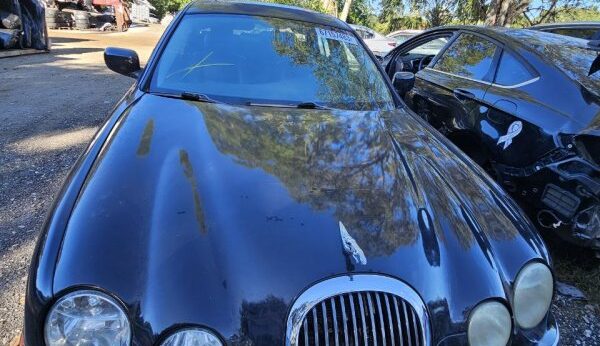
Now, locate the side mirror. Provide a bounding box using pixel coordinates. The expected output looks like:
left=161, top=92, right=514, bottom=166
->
left=104, top=47, right=141, bottom=78
left=392, top=71, right=415, bottom=97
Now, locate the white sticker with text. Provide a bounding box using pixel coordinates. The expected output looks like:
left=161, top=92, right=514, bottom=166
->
left=316, top=28, right=359, bottom=45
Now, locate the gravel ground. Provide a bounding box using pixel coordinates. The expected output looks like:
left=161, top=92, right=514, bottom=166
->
left=0, top=24, right=599, bottom=346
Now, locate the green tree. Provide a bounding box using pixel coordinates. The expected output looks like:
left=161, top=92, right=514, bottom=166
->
left=149, top=0, right=190, bottom=19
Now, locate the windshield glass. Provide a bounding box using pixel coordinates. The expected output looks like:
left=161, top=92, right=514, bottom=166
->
left=505, top=29, right=600, bottom=97
left=150, top=14, right=395, bottom=110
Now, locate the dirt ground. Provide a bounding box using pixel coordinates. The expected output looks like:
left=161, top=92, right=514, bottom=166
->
left=0, top=24, right=598, bottom=345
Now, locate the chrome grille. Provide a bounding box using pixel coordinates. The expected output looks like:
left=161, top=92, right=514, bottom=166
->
left=296, top=291, right=424, bottom=346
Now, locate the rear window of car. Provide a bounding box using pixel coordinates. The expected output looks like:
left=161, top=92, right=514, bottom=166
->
left=433, top=33, right=498, bottom=81
left=505, top=29, right=600, bottom=97
left=494, top=50, right=535, bottom=86
left=546, top=28, right=599, bottom=40
left=150, top=14, right=394, bottom=110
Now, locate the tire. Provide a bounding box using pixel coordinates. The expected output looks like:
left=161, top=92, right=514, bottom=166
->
left=74, top=20, right=90, bottom=29
left=72, top=10, right=89, bottom=20
left=45, top=7, right=59, bottom=17
left=55, top=19, right=70, bottom=28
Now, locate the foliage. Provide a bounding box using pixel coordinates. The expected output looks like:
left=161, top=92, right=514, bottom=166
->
left=522, top=0, right=587, bottom=25
left=553, top=5, right=600, bottom=21
left=148, top=0, right=598, bottom=33
left=148, top=0, right=189, bottom=18
left=263, top=0, right=326, bottom=12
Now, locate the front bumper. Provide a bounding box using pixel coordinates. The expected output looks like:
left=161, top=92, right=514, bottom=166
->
left=515, top=312, right=560, bottom=346
left=436, top=312, right=559, bottom=345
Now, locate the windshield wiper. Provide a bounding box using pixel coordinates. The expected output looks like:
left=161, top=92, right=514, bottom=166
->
left=180, top=92, right=218, bottom=103
left=296, top=102, right=331, bottom=110
left=151, top=91, right=219, bottom=103
left=246, top=101, right=331, bottom=110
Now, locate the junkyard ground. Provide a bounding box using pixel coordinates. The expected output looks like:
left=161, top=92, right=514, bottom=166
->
left=0, top=25, right=598, bottom=345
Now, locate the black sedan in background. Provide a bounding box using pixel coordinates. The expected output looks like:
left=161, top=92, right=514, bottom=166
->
left=24, top=3, right=558, bottom=345
left=530, top=21, right=600, bottom=40
left=383, top=26, right=600, bottom=254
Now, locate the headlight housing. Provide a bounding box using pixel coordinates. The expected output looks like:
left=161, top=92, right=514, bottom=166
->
left=468, top=301, right=512, bottom=346
left=513, top=262, right=554, bottom=329
left=161, top=328, right=223, bottom=346
left=45, top=290, right=130, bottom=346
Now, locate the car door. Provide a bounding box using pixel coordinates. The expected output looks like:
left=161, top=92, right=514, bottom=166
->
left=482, top=48, right=557, bottom=168
left=407, top=32, right=500, bottom=139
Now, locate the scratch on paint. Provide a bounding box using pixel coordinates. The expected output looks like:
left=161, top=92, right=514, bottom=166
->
left=136, top=119, right=155, bottom=157
left=179, top=149, right=207, bottom=234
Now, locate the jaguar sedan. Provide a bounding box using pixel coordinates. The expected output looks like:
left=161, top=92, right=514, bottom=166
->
left=24, top=2, right=558, bottom=345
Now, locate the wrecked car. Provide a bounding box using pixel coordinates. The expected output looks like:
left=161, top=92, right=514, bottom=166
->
left=23, top=3, right=558, bottom=345
left=0, top=0, right=48, bottom=50
left=383, top=26, right=600, bottom=254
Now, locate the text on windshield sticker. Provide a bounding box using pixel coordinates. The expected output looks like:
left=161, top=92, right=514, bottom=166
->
left=316, top=28, right=359, bottom=45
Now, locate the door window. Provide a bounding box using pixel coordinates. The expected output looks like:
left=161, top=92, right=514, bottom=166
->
left=406, top=37, right=450, bottom=56
left=433, top=33, right=498, bottom=80
left=494, top=50, right=535, bottom=86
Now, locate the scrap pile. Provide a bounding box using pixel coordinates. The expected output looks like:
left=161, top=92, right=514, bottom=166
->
left=0, top=0, right=48, bottom=50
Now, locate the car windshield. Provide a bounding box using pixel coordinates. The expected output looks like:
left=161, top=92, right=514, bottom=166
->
left=391, top=34, right=412, bottom=43
left=505, top=29, right=600, bottom=97
left=150, top=14, right=395, bottom=111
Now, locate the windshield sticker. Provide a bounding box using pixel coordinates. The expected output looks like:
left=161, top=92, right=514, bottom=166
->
left=316, top=28, right=358, bottom=45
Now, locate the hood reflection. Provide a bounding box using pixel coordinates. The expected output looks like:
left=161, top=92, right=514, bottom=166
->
left=192, top=102, right=518, bottom=258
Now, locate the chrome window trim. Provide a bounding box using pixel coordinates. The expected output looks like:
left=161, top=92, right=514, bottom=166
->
left=424, top=67, right=492, bottom=86
left=424, top=67, right=540, bottom=89
left=285, top=274, right=431, bottom=346
left=491, top=76, right=540, bottom=89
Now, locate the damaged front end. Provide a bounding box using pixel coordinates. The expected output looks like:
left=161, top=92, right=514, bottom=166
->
left=495, top=133, right=600, bottom=252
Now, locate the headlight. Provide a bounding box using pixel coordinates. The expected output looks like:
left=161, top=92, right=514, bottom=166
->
left=162, top=328, right=223, bottom=346
left=45, top=290, right=130, bottom=346
left=513, top=262, right=553, bottom=329
left=468, top=301, right=511, bottom=346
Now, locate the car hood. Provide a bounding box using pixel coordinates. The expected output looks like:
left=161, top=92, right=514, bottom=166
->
left=53, top=94, right=549, bottom=344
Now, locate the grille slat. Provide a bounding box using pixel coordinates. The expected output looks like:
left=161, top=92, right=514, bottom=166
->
left=349, top=294, right=359, bottom=346
left=339, top=295, right=350, bottom=346
left=357, top=293, right=369, bottom=345
left=303, top=318, right=309, bottom=346
left=322, top=302, right=330, bottom=346
left=375, top=293, right=387, bottom=346
left=383, top=294, right=396, bottom=346
left=402, top=300, right=412, bottom=346
left=296, top=291, right=423, bottom=346
left=366, top=293, right=378, bottom=345
left=331, top=298, right=340, bottom=346
left=410, top=303, right=420, bottom=345
left=313, top=308, right=320, bottom=346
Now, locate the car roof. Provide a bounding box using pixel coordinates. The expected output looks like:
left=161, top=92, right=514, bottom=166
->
left=388, top=29, right=423, bottom=36
left=531, top=21, right=600, bottom=29
left=422, top=25, right=582, bottom=53
left=185, top=0, right=350, bottom=30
